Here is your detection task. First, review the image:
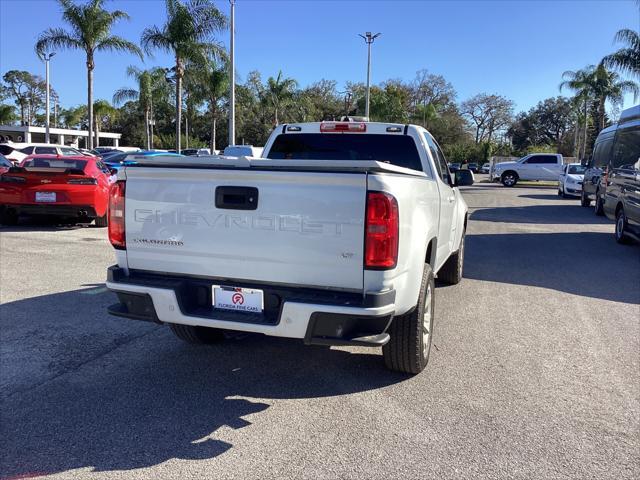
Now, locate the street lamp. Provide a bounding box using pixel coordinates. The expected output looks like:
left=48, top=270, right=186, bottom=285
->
left=229, top=0, right=236, bottom=147
left=358, top=32, right=380, bottom=119
left=42, top=52, right=56, bottom=143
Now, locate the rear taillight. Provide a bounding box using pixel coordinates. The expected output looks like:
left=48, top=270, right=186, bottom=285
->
left=365, top=191, right=399, bottom=269
left=108, top=181, right=126, bottom=249
left=67, top=177, right=98, bottom=185
left=320, top=122, right=367, bottom=133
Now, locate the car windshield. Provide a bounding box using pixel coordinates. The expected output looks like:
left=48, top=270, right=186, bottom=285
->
left=567, top=165, right=586, bottom=174
left=266, top=133, right=423, bottom=171
left=23, top=158, right=87, bottom=170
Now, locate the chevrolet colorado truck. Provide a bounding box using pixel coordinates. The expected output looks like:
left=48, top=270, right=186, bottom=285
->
left=492, top=153, right=564, bottom=186
left=106, top=121, right=469, bottom=374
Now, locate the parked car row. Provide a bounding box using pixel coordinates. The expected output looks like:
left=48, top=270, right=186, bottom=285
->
left=580, top=105, right=640, bottom=244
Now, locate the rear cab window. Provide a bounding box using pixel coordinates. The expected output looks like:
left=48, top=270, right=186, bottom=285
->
left=266, top=133, right=424, bottom=172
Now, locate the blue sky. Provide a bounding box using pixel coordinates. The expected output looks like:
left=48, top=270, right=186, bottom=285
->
left=0, top=0, right=638, bottom=114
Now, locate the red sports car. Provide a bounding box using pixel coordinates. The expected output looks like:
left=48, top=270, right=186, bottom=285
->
left=0, top=154, right=114, bottom=226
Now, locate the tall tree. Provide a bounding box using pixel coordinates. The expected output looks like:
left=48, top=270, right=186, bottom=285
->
left=266, top=71, right=298, bottom=125
left=113, top=67, right=166, bottom=149
left=93, top=99, right=117, bottom=146
left=141, top=0, right=227, bottom=152
left=590, top=63, right=638, bottom=131
left=1, top=70, right=53, bottom=125
left=460, top=93, right=514, bottom=144
left=602, top=28, right=640, bottom=79
left=560, top=67, right=595, bottom=158
left=189, top=59, right=228, bottom=152
left=35, top=0, right=142, bottom=149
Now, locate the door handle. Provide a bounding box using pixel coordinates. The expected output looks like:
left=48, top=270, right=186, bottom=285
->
left=447, top=196, right=455, bottom=203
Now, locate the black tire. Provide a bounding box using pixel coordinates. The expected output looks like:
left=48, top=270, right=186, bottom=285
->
left=501, top=171, right=518, bottom=187
left=594, top=190, right=605, bottom=216
left=580, top=190, right=591, bottom=207
left=169, top=323, right=225, bottom=344
left=94, top=214, right=108, bottom=227
left=615, top=207, right=632, bottom=244
left=383, top=263, right=435, bottom=374
left=438, top=231, right=465, bottom=285
left=0, top=207, right=18, bottom=226
left=557, top=186, right=563, bottom=197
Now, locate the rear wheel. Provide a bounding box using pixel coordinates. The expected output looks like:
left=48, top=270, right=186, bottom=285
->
left=615, top=207, right=632, bottom=244
left=383, top=263, right=434, bottom=374
left=594, top=189, right=605, bottom=216
left=94, top=214, right=108, bottom=227
left=580, top=190, right=591, bottom=207
left=169, top=323, right=225, bottom=344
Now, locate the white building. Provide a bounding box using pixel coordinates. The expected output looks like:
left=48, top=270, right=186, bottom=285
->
left=0, top=124, right=121, bottom=148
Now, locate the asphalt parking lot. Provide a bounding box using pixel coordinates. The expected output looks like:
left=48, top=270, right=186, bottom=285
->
left=1, top=178, right=639, bottom=480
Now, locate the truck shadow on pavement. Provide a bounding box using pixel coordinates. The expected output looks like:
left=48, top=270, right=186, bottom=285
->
left=470, top=205, right=612, bottom=225
left=0, top=289, right=406, bottom=478
left=464, top=231, right=639, bottom=304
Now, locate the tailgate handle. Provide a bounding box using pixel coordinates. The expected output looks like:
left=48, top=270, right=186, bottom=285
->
left=215, top=186, right=259, bottom=210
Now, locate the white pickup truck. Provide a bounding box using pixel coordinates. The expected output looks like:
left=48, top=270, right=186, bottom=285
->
left=492, top=153, right=564, bottom=186
left=105, top=121, right=469, bottom=374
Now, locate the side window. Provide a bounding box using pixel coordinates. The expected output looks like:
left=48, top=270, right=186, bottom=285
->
left=20, top=146, right=34, bottom=154
left=423, top=132, right=450, bottom=184
left=35, top=146, right=57, bottom=155
left=60, top=148, right=78, bottom=156
left=611, top=126, right=640, bottom=170
left=527, top=155, right=557, bottom=164
left=592, top=137, right=614, bottom=167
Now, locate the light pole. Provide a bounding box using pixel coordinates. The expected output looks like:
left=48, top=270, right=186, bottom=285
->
left=228, top=0, right=236, bottom=147
left=43, top=52, right=56, bottom=143
left=358, top=32, right=380, bottom=119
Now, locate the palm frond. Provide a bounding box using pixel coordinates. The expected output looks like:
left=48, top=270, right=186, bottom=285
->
left=112, top=88, right=138, bottom=105
left=35, top=27, right=83, bottom=57
left=141, top=26, right=172, bottom=56
left=96, top=35, right=143, bottom=59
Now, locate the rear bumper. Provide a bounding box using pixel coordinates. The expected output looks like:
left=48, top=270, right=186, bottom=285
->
left=106, top=266, right=395, bottom=347
left=1, top=203, right=97, bottom=218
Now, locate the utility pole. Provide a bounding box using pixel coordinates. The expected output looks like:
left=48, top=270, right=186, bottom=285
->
left=43, top=52, right=56, bottom=143
left=358, top=32, right=380, bottom=119
left=228, top=0, right=236, bottom=147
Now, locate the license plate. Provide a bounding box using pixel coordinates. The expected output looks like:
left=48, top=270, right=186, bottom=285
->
left=213, top=286, right=263, bottom=313
left=35, top=192, right=56, bottom=202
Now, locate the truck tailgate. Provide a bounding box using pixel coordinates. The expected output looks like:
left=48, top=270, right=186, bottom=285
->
left=123, top=167, right=366, bottom=290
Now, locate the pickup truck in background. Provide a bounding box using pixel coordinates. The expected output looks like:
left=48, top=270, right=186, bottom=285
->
left=105, top=121, right=469, bottom=374
left=492, top=153, right=564, bottom=186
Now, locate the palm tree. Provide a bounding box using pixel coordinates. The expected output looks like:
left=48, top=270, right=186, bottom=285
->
left=35, top=0, right=142, bottom=149
left=189, top=59, right=228, bottom=152
left=141, top=0, right=227, bottom=152
left=266, top=71, right=298, bottom=125
left=602, top=29, right=640, bottom=79
left=591, top=64, right=638, bottom=131
left=93, top=99, right=117, bottom=147
left=113, top=67, right=166, bottom=149
left=560, top=67, right=595, bottom=159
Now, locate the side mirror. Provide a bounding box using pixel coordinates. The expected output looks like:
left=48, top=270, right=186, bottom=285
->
left=109, top=168, right=118, bottom=175
left=455, top=170, right=474, bottom=186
